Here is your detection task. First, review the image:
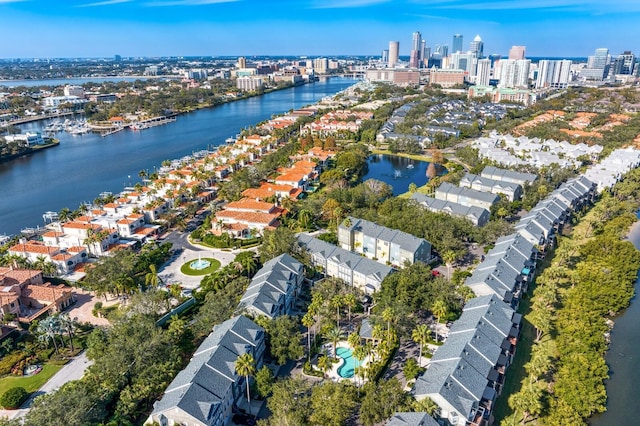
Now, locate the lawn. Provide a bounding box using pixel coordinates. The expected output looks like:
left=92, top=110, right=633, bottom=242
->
left=0, top=363, right=63, bottom=396
left=180, top=258, right=221, bottom=276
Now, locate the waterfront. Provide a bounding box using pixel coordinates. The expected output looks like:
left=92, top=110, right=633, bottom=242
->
left=363, top=154, right=445, bottom=195
left=589, top=220, right=640, bottom=426
left=0, top=77, right=358, bottom=235
left=0, top=76, right=161, bottom=88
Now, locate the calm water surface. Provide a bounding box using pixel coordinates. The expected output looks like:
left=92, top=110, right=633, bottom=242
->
left=362, top=154, right=444, bottom=195
left=0, top=78, right=358, bottom=235
left=589, top=220, right=640, bottom=425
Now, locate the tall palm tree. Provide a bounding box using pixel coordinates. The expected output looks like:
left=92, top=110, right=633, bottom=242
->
left=347, top=332, right=360, bottom=350
left=317, top=354, right=332, bottom=379
left=412, top=324, right=431, bottom=367
left=58, top=207, right=71, bottom=223
left=58, top=314, right=75, bottom=352
left=235, top=353, right=256, bottom=417
left=353, top=344, right=368, bottom=387
left=431, top=299, right=449, bottom=343
left=302, top=312, right=314, bottom=362
left=330, top=294, right=343, bottom=327
left=441, top=250, right=457, bottom=279
left=382, top=307, right=395, bottom=341
left=343, top=293, right=357, bottom=322
left=145, top=264, right=161, bottom=290
left=325, top=326, right=344, bottom=359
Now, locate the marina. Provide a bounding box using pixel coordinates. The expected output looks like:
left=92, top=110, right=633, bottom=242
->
left=0, top=77, right=359, bottom=236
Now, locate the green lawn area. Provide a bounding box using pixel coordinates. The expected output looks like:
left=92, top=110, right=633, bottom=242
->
left=180, top=258, right=221, bottom=276
left=0, top=363, right=63, bottom=396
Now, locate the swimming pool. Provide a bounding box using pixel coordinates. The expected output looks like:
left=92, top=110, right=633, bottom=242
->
left=336, top=347, right=356, bottom=378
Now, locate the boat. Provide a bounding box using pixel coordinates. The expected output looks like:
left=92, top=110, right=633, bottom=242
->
left=130, top=122, right=149, bottom=131
left=407, top=164, right=414, bottom=169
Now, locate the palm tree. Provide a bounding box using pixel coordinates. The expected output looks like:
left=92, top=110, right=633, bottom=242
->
left=325, top=326, right=344, bottom=359
left=145, top=264, right=161, bottom=290
left=412, top=324, right=431, bottom=367
left=347, top=332, right=360, bottom=350
left=58, top=207, right=71, bottom=223
left=353, top=344, right=368, bottom=387
left=58, top=314, right=75, bottom=352
left=330, top=294, right=343, bottom=327
left=343, top=293, right=356, bottom=322
left=382, top=307, right=395, bottom=341
left=441, top=250, right=457, bottom=279
left=317, top=354, right=332, bottom=379
left=431, top=299, right=448, bottom=343
left=235, top=353, right=256, bottom=417
left=302, top=312, right=314, bottom=362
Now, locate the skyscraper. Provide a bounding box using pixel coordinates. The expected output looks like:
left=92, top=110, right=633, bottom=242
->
left=410, top=50, right=420, bottom=68
left=388, top=41, right=400, bottom=68
left=421, top=40, right=427, bottom=62
left=613, top=51, right=635, bottom=75
left=469, top=35, right=484, bottom=58
left=476, top=58, right=491, bottom=86
left=382, top=49, right=389, bottom=64
left=237, top=56, right=246, bottom=69
left=536, top=59, right=572, bottom=88
left=412, top=31, right=422, bottom=53
left=499, top=59, right=531, bottom=88
left=452, top=34, right=463, bottom=54
left=508, top=46, right=526, bottom=60
left=582, top=48, right=610, bottom=80
left=436, top=44, right=449, bottom=58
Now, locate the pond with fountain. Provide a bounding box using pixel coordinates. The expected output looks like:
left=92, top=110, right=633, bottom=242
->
left=362, top=154, right=447, bottom=195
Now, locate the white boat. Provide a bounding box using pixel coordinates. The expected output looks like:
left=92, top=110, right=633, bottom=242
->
left=130, top=122, right=149, bottom=131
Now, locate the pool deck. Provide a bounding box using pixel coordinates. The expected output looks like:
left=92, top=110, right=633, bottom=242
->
left=325, top=341, right=370, bottom=384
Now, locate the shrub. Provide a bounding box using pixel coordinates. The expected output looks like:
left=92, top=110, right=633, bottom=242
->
left=0, top=387, right=28, bottom=409
left=0, top=351, right=28, bottom=376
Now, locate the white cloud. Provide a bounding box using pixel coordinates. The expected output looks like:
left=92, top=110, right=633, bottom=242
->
left=421, top=0, right=640, bottom=13
left=310, top=0, right=391, bottom=9
left=144, top=0, right=240, bottom=6
left=77, top=0, right=132, bottom=7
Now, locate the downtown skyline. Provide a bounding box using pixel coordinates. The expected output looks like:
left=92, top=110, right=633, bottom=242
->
left=1, top=0, right=640, bottom=59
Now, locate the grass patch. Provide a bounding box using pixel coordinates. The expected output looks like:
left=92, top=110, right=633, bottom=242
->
left=180, top=258, right=221, bottom=276
left=0, top=363, right=63, bottom=396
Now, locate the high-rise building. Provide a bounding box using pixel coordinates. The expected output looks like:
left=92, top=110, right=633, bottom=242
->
left=436, top=44, right=448, bottom=58
left=581, top=48, right=610, bottom=80
left=421, top=40, right=427, bottom=62
left=535, top=59, right=572, bottom=89
left=613, top=51, right=635, bottom=75
left=452, top=34, right=463, bottom=54
left=313, top=57, right=328, bottom=74
left=470, top=35, right=484, bottom=58
left=508, top=46, right=526, bottom=60
left=382, top=49, right=389, bottom=64
left=389, top=41, right=400, bottom=68
left=410, top=50, right=420, bottom=68
left=499, top=59, right=531, bottom=88
left=114, top=54, right=121, bottom=62
left=475, top=58, right=492, bottom=86
left=237, top=56, right=246, bottom=69
left=412, top=31, right=422, bottom=54
left=451, top=51, right=476, bottom=74
left=489, top=54, right=502, bottom=68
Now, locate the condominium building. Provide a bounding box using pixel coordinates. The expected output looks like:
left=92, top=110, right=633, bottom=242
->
left=236, top=76, right=263, bottom=91
left=459, top=173, right=523, bottom=201
left=435, top=182, right=500, bottom=211
left=498, top=59, right=531, bottom=88
left=338, top=217, right=432, bottom=267
left=508, top=46, right=526, bottom=60
left=535, top=59, right=572, bottom=89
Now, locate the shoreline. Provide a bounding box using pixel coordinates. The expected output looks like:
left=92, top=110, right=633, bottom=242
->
left=0, top=140, right=59, bottom=164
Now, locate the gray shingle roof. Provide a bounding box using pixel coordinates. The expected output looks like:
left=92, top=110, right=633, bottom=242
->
left=436, top=182, right=500, bottom=206
left=340, top=216, right=430, bottom=253
left=387, top=412, right=439, bottom=426
left=239, top=253, right=303, bottom=319
left=411, top=193, right=490, bottom=226
left=480, top=166, right=538, bottom=185
left=151, top=315, right=264, bottom=425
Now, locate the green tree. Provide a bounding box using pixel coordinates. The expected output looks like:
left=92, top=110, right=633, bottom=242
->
left=0, top=387, right=28, bottom=409
left=235, top=353, right=256, bottom=417
left=325, top=326, right=344, bottom=359
left=411, top=324, right=431, bottom=367
left=302, top=312, right=315, bottom=362
left=268, top=315, right=304, bottom=365
left=254, top=365, right=274, bottom=399
left=403, top=357, right=421, bottom=381
left=264, top=378, right=311, bottom=426
left=258, top=227, right=296, bottom=263
left=431, top=299, right=448, bottom=342
left=317, top=355, right=332, bottom=378
left=144, top=264, right=161, bottom=290
left=310, top=382, right=357, bottom=426
left=359, top=379, right=411, bottom=426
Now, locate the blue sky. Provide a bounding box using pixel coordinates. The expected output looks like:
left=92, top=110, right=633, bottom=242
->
left=1, top=0, right=639, bottom=58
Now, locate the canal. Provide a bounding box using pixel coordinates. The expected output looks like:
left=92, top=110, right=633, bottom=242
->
left=0, top=78, right=358, bottom=235
left=589, top=220, right=640, bottom=425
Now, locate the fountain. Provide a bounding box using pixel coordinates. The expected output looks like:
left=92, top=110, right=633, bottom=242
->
left=189, top=254, right=211, bottom=270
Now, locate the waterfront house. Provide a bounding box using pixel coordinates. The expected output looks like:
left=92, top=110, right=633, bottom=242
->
left=8, top=241, right=87, bottom=275
left=239, top=254, right=304, bottom=319
left=337, top=217, right=432, bottom=268
left=296, top=234, right=394, bottom=294
left=0, top=267, right=76, bottom=322
left=147, top=315, right=265, bottom=426
left=413, top=295, right=520, bottom=426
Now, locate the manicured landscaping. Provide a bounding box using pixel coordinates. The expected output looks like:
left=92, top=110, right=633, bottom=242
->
left=179, top=258, right=221, bottom=276
left=0, top=363, right=63, bottom=396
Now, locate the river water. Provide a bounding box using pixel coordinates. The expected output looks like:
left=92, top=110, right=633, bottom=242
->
left=589, top=220, right=640, bottom=425
left=0, top=78, right=358, bottom=235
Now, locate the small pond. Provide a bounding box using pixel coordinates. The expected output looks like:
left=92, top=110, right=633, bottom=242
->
left=362, top=154, right=447, bottom=195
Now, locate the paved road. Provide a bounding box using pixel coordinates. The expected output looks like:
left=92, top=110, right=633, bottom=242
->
left=0, top=352, right=93, bottom=420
